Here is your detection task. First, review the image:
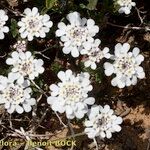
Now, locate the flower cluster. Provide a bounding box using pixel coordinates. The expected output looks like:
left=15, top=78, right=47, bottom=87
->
left=18, top=7, right=53, bottom=41
left=0, top=76, right=35, bottom=114
left=116, top=0, right=136, bottom=14
left=0, top=50, right=45, bottom=114
left=0, top=7, right=146, bottom=142
left=84, top=105, right=123, bottom=139
left=0, top=10, right=9, bottom=39
left=104, top=43, right=145, bottom=88
left=56, top=12, right=99, bottom=57
left=6, top=51, right=44, bottom=84
left=47, top=70, right=95, bottom=119
left=81, top=39, right=111, bottom=70
left=13, top=40, right=27, bottom=52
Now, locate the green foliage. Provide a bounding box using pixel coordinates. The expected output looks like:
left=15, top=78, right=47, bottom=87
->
left=80, top=62, right=102, bottom=83
left=46, top=0, right=58, bottom=9
left=80, top=0, right=98, bottom=10
left=51, top=61, right=62, bottom=74
left=10, top=19, right=18, bottom=38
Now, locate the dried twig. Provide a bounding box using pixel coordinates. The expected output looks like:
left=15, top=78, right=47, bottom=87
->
left=0, top=3, right=23, bottom=16
left=68, top=119, right=75, bottom=150
left=30, top=80, right=67, bottom=128
left=107, top=22, right=150, bottom=31
left=93, top=138, right=99, bottom=150
left=34, top=51, right=50, bottom=60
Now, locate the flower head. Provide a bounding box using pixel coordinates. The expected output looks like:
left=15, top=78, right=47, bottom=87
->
left=13, top=40, right=27, bottom=52
left=104, top=43, right=145, bottom=88
left=18, top=7, right=53, bottom=41
left=0, top=10, right=9, bottom=39
left=6, top=51, right=44, bottom=84
left=84, top=105, right=123, bottom=139
left=81, top=39, right=111, bottom=70
left=47, top=70, right=95, bottom=119
left=56, top=12, right=99, bottom=57
left=0, top=76, right=36, bottom=114
left=116, top=0, right=136, bottom=14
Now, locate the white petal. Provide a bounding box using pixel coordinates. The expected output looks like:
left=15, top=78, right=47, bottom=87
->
left=115, top=117, right=123, bottom=124
left=17, top=76, right=24, bottom=84
left=42, top=14, right=50, bottom=22
left=27, top=98, right=36, bottom=105
left=56, top=29, right=65, bottom=37
left=65, top=105, right=73, bottom=115
left=7, top=105, right=15, bottom=114
left=75, top=110, right=85, bottom=119
left=84, top=60, right=91, bottom=68
left=101, top=105, right=110, bottom=113
left=6, top=58, right=14, bottom=65
left=62, top=47, right=71, bottom=54
left=2, top=26, right=9, bottom=33
left=111, top=77, right=117, bottom=87
left=91, top=63, right=97, bottom=70
left=5, top=102, right=10, bottom=109
left=83, top=42, right=92, bottom=51
left=137, top=71, right=145, bottom=79
left=32, top=7, right=38, bottom=16
left=88, top=105, right=99, bottom=119
left=106, top=131, right=112, bottom=139
left=8, top=72, right=20, bottom=82
left=131, top=76, right=137, bottom=85
left=24, top=8, right=32, bottom=15
left=87, top=19, right=95, bottom=28
left=84, top=97, right=95, bottom=105
left=126, top=78, right=132, bottom=86
left=114, top=125, right=122, bottom=132
left=23, top=104, right=32, bottom=112
left=57, top=71, right=66, bottom=81
left=132, top=47, right=140, bottom=57
left=117, top=78, right=126, bottom=88
left=25, top=51, right=32, bottom=58
left=0, top=32, right=4, bottom=39
left=20, top=31, right=28, bottom=38
left=52, top=102, right=65, bottom=113
left=67, top=12, right=81, bottom=26
left=50, top=84, right=59, bottom=93
left=65, top=69, right=72, bottom=79
left=58, top=22, right=66, bottom=29
left=104, top=63, right=114, bottom=76
left=135, top=55, right=144, bottom=64
left=100, top=131, right=106, bottom=138
left=47, top=96, right=57, bottom=105
left=16, top=105, right=24, bottom=114
left=85, top=121, right=93, bottom=127
left=115, top=43, right=122, bottom=57
left=71, top=47, right=79, bottom=57
left=122, top=43, right=130, bottom=53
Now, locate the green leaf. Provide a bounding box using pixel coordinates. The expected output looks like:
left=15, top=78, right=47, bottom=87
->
left=86, top=0, right=98, bottom=10
left=46, top=0, right=57, bottom=9
left=51, top=62, right=62, bottom=73
left=10, top=19, right=18, bottom=38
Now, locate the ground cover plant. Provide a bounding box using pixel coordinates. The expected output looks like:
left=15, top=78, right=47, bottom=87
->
left=0, top=0, right=149, bottom=150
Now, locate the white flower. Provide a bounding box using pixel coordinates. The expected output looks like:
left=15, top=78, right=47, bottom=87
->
left=13, top=40, right=26, bottom=52
left=47, top=70, right=95, bottom=119
left=18, top=7, right=53, bottom=41
left=0, top=75, right=36, bottom=114
left=104, top=43, right=145, bottom=88
left=6, top=51, right=44, bottom=84
left=81, top=39, right=111, bottom=70
left=0, top=10, right=9, bottom=39
left=56, top=11, right=99, bottom=57
left=84, top=105, right=123, bottom=139
left=116, top=0, right=136, bottom=14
